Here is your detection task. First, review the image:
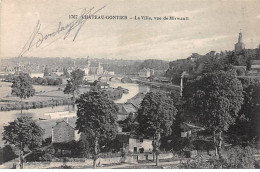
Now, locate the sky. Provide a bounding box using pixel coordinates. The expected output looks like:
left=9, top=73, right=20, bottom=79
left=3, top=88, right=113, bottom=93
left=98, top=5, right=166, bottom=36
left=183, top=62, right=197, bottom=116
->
left=1, top=0, right=260, bottom=61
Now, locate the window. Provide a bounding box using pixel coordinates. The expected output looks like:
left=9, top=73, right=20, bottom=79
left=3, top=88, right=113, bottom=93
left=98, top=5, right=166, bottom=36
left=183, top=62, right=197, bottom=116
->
left=140, top=138, right=143, bottom=143
left=134, top=147, right=137, bottom=152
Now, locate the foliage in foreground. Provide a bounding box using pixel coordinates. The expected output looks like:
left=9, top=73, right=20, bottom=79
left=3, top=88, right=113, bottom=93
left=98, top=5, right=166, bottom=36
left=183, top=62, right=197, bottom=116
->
left=179, top=146, right=257, bottom=169
left=2, top=116, right=44, bottom=168
left=76, top=90, right=118, bottom=168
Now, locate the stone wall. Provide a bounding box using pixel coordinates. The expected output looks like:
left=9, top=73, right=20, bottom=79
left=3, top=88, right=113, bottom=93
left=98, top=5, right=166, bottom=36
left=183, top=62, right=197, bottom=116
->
left=21, top=153, right=173, bottom=169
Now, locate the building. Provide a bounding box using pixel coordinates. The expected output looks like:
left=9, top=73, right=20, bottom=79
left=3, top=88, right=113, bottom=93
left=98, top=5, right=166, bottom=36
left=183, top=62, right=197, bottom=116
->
left=180, top=122, right=205, bottom=138
left=117, top=133, right=153, bottom=153
left=234, top=31, right=245, bottom=52
left=117, top=103, right=138, bottom=121
left=52, top=119, right=81, bottom=143
left=250, top=60, right=260, bottom=74
left=138, top=68, right=154, bottom=78
left=99, top=82, right=109, bottom=89
left=83, top=57, right=104, bottom=76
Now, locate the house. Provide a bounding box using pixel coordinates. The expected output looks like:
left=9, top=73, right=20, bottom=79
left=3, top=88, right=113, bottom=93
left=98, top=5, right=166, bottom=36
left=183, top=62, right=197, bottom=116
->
left=138, top=68, right=154, bottom=78
left=180, top=122, right=205, bottom=138
left=117, top=103, right=138, bottom=121
left=99, top=82, right=109, bottom=89
left=250, top=60, right=260, bottom=74
left=52, top=119, right=81, bottom=143
left=120, top=103, right=137, bottom=115
left=117, top=133, right=153, bottom=153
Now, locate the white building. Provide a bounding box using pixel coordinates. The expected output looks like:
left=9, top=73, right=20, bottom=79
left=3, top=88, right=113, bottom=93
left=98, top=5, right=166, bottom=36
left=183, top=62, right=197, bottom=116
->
left=117, top=133, right=153, bottom=153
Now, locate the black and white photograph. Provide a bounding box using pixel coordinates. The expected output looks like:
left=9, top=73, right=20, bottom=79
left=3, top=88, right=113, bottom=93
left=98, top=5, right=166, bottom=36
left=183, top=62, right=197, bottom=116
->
left=0, top=0, right=259, bottom=169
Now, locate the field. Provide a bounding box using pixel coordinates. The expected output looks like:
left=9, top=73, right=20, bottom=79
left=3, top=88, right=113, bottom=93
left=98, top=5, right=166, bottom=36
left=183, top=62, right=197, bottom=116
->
left=0, top=81, right=91, bottom=103
left=0, top=81, right=91, bottom=111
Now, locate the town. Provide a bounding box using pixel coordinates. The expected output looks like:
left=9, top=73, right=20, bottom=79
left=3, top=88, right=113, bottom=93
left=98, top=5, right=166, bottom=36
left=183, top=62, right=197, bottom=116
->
left=0, top=30, right=259, bottom=169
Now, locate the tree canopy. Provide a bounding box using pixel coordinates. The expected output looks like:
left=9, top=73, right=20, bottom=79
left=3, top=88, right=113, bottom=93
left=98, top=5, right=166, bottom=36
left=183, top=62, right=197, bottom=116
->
left=75, top=91, right=118, bottom=168
left=64, top=69, right=85, bottom=109
left=183, top=71, right=244, bottom=156
left=11, top=73, right=35, bottom=100
left=136, top=91, right=178, bottom=165
left=11, top=73, right=35, bottom=114
left=228, top=78, right=260, bottom=144
left=2, top=116, right=44, bottom=168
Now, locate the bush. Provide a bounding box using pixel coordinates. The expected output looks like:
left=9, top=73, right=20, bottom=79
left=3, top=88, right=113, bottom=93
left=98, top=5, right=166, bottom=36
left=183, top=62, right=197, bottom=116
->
left=179, top=146, right=256, bottom=169
left=0, top=145, right=18, bottom=164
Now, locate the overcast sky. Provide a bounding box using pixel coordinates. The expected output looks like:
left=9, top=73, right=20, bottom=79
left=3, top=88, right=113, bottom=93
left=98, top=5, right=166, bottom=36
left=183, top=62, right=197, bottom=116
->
left=1, top=0, right=260, bottom=60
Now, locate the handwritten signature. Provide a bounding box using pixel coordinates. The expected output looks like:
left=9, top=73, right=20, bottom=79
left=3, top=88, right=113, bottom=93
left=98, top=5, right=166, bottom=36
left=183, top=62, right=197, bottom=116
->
left=19, top=6, right=106, bottom=57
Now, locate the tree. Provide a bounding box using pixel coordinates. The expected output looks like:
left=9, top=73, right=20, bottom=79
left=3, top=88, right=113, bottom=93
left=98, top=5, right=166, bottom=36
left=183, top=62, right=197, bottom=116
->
left=75, top=91, right=118, bottom=168
left=228, top=79, right=260, bottom=144
left=63, top=69, right=85, bottom=109
left=183, top=71, right=244, bottom=157
left=11, top=73, right=35, bottom=114
left=136, top=92, right=178, bottom=166
left=2, top=116, right=44, bottom=169
left=47, top=78, right=55, bottom=85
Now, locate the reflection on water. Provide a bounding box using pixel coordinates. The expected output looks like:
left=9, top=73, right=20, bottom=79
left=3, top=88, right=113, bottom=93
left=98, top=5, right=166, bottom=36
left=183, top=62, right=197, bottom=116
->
left=109, top=82, right=140, bottom=104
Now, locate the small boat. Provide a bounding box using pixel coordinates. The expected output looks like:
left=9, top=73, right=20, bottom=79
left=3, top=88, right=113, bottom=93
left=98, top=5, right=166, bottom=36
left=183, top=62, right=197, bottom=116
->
left=39, top=118, right=47, bottom=120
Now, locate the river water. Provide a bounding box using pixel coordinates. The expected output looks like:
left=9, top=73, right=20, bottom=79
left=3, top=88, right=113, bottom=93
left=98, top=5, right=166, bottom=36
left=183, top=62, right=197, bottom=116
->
left=0, top=81, right=149, bottom=146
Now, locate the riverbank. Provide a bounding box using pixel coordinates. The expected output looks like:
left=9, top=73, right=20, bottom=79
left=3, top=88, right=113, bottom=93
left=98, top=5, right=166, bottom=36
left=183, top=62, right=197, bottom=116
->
left=0, top=81, right=129, bottom=111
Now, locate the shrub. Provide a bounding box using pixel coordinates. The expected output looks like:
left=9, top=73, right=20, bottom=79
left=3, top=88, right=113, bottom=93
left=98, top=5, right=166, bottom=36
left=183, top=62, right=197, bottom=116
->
left=0, top=145, right=18, bottom=164
left=179, top=146, right=256, bottom=169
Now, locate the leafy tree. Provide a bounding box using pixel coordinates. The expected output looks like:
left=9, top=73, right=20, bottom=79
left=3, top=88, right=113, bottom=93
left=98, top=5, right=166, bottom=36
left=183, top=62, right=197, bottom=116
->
left=11, top=73, right=35, bottom=114
left=136, top=92, right=178, bottom=166
left=47, top=78, right=55, bottom=85
left=63, top=69, right=85, bottom=109
left=41, top=78, right=48, bottom=85
left=140, top=59, right=169, bottom=71
left=2, top=116, right=44, bottom=169
left=183, top=71, right=244, bottom=157
left=228, top=79, right=260, bottom=144
left=4, top=74, right=15, bottom=82
left=54, top=78, right=62, bottom=85
left=36, top=77, right=43, bottom=85
left=75, top=91, right=118, bottom=168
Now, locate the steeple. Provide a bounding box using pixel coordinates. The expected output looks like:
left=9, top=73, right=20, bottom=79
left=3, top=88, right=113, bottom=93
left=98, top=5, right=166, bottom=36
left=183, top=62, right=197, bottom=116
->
left=238, top=29, right=243, bottom=43
left=235, top=30, right=245, bottom=52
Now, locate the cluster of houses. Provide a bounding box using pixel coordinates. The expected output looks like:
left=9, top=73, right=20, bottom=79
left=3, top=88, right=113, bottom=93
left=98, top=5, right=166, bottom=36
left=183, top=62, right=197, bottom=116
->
left=50, top=98, right=205, bottom=156
left=50, top=102, right=154, bottom=154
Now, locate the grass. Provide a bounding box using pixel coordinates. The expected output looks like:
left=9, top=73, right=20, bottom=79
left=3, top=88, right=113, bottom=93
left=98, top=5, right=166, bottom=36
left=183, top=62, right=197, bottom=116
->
left=0, top=81, right=91, bottom=102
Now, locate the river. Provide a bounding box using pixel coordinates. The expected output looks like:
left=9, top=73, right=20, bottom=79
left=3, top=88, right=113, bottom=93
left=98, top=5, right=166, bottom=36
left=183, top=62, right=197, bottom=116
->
left=0, top=81, right=149, bottom=146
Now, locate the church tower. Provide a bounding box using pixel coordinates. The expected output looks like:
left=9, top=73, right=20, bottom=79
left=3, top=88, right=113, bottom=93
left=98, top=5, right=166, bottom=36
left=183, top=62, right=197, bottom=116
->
left=234, top=30, right=245, bottom=52
left=84, top=56, right=90, bottom=76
